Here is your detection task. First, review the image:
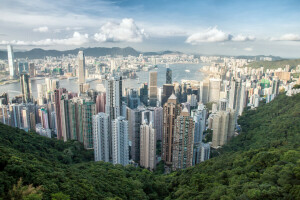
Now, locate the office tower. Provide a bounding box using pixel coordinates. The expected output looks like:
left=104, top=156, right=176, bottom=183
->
left=140, top=121, right=156, bottom=170
left=139, top=83, right=148, bottom=106
left=166, top=67, right=172, bottom=84
left=112, top=116, right=129, bottom=166
left=152, top=107, right=163, bottom=141
left=78, top=51, right=85, bottom=86
left=187, top=94, right=197, bottom=108
left=60, top=95, right=70, bottom=142
left=212, top=109, right=235, bottom=148
left=127, top=89, right=140, bottom=109
left=127, top=108, right=142, bottom=162
left=96, top=92, right=106, bottom=113
left=29, top=63, right=35, bottom=77
left=200, top=80, right=209, bottom=104
left=20, top=73, right=32, bottom=103
left=18, top=61, right=29, bottom=74
left=162, top=94, right=181, bottom=167
left=228, top=79, right=240, bottom=110
left=172, top=107, right=194, bottom=170
left=82, top=100, right=96, bottom=149
left=7, top=45, right=15, bottom=78
left=93, top=113, right=110, bottom=162
left=149, top=71, right=158, bottom=107
left=162, top=84, right=174, bottom=106
left=105, top=76, right=122, bottom=120
left=157, top=87, right=162, bottom=106
left=209, top=78, right=221, bottom=103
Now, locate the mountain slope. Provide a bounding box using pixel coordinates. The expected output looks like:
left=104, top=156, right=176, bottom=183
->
left=0, top=47, right=181, bottom=59
left=0, top=93, right=299, bottom=199
left=245, top=59, right=300, bottom=70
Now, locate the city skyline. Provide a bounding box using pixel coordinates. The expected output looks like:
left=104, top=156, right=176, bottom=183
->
left=0, top=0, right=300, bottom=57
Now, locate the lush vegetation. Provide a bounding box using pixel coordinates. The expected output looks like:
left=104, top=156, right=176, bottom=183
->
left=246, top=58, right=300, bottom=70
left=0, top=93, right=300, bottom=199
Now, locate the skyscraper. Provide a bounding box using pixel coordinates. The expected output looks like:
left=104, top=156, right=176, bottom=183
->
left=139, top=83, right=148, bottom=106
left=20, top=73, right=32, bottom=103
left=105, top=76, right=122, bottom=120
left=149, top=71, right=158, bottom=107
left=93, top=112, right=110, bottom=162
left=162, top=84, right=174, bottom=106
left=172, top=107, right=194, bottom=170
left=209, top=78, right=221, bottom=103
left=140, top=121, right=156, bottom=170
left=127, top=108, right=142, bottom=162
left=82, top=100, right=96, bottom=149
left=96, top=92, right=106, bottom=113
left=127, top=89, right=140, bottom=109
left=212, top=109, right=235, bottom=148
left=162, top=94, right=181, bottom=167
left=166, top=67, right=172, bottom=84
left=78, top=51, right=86, bottom=88
left=7, top=45, right=15, bottom=79
left=112, top=116, right=129, bottom=166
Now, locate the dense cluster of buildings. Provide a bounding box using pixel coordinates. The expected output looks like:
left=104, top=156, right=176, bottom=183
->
left=0, top=45, right=299, bottom=171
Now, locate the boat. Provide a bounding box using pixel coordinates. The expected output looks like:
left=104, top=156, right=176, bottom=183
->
left=185, top=69, right=190, bottom=72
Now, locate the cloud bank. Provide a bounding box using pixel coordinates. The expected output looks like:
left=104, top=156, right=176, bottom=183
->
left=94, top=18, right=147, bottom=43
left=186, top=27, right=255, bottom=44
left=271, top=34, right=300, bottom=41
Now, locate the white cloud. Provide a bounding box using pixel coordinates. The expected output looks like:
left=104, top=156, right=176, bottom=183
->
left=33, top=26, right=49, bottom=32
left=94, top=18, right=147, bottom=43
left=0, top=32, right=89, bottom=46
left=232, top=35, right=255, bottom=41
left=271, top=33, right=300, bottom=41
left=244, top=47, right=253, bottom=51
left=186, top=27, right=232, bottom=44
left=186, top=27, right=255, bottom=44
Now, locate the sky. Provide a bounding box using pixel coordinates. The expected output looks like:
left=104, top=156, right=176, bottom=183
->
left=0, top=0, right=300, bottom=57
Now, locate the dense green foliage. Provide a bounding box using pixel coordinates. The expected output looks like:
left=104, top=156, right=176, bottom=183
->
left=246, top=58, right=300, bottom=70
left=0, top=93, right=299, bottom=199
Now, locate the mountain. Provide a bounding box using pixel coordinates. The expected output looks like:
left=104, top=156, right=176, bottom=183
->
left=0, top=92, right=299, bottom=199
left=245, top=58, right=300, bottom=70
left=0, top=47, right=181, bottom=59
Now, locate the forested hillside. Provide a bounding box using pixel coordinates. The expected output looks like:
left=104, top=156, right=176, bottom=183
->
left=246, top=59, right=300, bottom=70
left=0, top=93, right=299, bottom=200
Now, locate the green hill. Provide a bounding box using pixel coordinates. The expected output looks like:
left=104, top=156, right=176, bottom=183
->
left=246, top=59, right=300, bottom=70
left=0, top=93, right=300, bottom=199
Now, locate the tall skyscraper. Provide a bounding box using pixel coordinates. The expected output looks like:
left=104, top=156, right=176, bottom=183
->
left=20, top=73, right=32, bottom=103
left=149, top=71, right=158, bottom=107
left=212, top=109, right=235, bottom=148
left=200, top=80, right=209, bottom=104
left=96, top=92, right=106, bottom=113
left=162, top=84, right=174, bottom=106
left=140, top=121, right=156, bottom=170
left=29, top=63, right=35, bottom=77
left=209, top=78, right=221, bottom=103
left=172, top=107, right=194, bottom=170
left=166, top=67, right=172, bottom=84
left=93, top=113, right=110, bottom=162
left=105, top=76, right=122, bottom=120
left=7, top=45, right=15, bottom=79
left=78, top=51, right=86, bottom=88
left=112, top=116, right=129, bottom=166
left=127, top=89, right=140, bottom=109
left=127, top=108, right=142, bottom=162
left=82, top=100, right=96, bottom=149
left=162, top=94, right=181, bottom=167
left=139, top=83, right=148, bottom=106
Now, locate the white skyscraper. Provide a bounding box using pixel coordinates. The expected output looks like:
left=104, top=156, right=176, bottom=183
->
left=93, top=113, right=110, bottom=162
left=105, top=76, right=122, bottom=120
left=7, top=45, right=15, bottom=78
left=209, top=78, right=221, bottom=103
left=140, top=121, right=156, bottom=170
left=112, top=116, right=129, bottom=166
left=78, top=51, right=85, bottom=86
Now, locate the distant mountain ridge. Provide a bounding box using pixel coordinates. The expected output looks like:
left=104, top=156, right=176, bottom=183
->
left=0, top=47, right=182, bottom=59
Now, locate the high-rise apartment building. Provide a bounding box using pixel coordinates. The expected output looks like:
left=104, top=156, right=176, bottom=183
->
left=96, top=92, right=106, bottom=113
left=127, top=108, right=142, bottom=162
left=105, top=76, right=122, bottom=120
left=112, top=116, right=129, bottom=166
left=127, top=89, right=140, bottom=109
left=172, top=107, right=194, bottom=170
left=93, top=112, right=110, bottom=162
left=208, top=78, right=221, bottom=103
left=162, top=84, right=174, bottom=106
left=139, top=83, right=148, bottom=106
left=162, top=94, right=181, bottom=166
left=140, top=121, right=156, bottom=170
left=149, top=71, right=158, bottom=107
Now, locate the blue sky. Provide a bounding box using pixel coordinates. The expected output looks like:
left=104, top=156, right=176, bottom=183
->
left=0, top=0, right=300, bottom=57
